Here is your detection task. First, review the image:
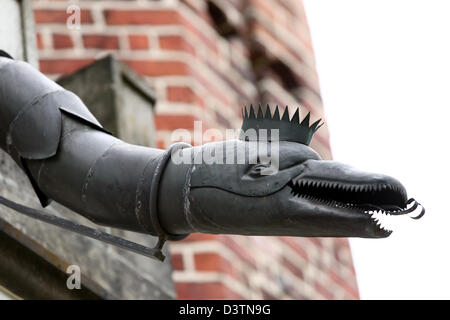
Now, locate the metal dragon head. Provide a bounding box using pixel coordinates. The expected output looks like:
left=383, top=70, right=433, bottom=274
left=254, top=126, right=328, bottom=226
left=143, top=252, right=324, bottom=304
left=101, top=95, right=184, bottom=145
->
left=159, top=104, right=425, bottom=239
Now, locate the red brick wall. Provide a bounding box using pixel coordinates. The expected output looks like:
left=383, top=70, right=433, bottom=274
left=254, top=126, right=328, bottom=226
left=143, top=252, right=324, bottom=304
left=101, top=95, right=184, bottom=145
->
left=32, top=0, right=359, bottom=299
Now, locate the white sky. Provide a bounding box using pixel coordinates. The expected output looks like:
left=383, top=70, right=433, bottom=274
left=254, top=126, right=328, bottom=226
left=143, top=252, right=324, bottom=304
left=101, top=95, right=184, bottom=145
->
left=304, top=0, right=450, bottom=299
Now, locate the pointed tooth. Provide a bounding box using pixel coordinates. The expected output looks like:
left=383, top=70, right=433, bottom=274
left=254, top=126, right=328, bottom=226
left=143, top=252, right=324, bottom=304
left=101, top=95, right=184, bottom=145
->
left=291, top=108, right=300, bottom=124
left=273, top=106, right=280, bottom=120
left=249, top=104, right=256, bottom=119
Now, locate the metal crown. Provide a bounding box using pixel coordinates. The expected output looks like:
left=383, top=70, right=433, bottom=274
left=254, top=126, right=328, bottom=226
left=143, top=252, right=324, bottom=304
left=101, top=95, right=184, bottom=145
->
left=239, top=104, right=323, bottom=145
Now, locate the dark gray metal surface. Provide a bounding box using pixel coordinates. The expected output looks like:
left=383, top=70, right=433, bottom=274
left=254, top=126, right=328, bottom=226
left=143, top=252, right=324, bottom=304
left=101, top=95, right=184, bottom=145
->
left=0, top=57, right=165, bottom=236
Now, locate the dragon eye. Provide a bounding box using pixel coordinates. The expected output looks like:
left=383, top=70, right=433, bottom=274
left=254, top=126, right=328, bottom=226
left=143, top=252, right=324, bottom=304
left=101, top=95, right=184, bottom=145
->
left=247, top=163, right=271, bottom=177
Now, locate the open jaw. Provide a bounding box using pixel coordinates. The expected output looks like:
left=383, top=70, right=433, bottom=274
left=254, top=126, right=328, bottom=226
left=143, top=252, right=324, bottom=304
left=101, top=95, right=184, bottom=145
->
left=288, top=178, right=425, bottom=234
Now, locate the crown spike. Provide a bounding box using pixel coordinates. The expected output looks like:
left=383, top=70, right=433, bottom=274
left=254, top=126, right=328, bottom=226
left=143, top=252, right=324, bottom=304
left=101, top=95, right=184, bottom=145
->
left=311, top=118, right=324, bottom=132
left=264, top=104, right=272, bottom=119
left=257, top=104, right=264, bottom=120
left=281, top=107, right=290, bottom=122
left=249, top=104, right=256, bottom=119
left=273, top=105, right=280, bottom=120
left=291, top=108, right=300, bottom=124
left=300, top=112, right=311, bottom=127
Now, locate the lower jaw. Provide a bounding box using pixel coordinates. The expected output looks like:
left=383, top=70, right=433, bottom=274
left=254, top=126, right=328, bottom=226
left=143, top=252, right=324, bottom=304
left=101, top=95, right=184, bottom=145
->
left=289, top=194, right=417, bottom=234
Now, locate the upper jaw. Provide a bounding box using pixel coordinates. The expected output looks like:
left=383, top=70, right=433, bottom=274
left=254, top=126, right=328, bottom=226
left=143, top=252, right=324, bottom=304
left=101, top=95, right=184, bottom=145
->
left=287, top=159, right=424, bottom=235
left=290, top=159, right=408, bottom=206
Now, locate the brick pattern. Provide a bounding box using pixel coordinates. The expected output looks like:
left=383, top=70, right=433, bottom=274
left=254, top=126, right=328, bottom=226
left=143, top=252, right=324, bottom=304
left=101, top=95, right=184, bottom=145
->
left=31, top=0, right=358, bottom=299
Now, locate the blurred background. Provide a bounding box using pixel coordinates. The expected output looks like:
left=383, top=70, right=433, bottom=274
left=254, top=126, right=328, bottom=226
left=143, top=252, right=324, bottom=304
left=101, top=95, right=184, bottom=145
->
left=0, top=0, right=445, bottom=299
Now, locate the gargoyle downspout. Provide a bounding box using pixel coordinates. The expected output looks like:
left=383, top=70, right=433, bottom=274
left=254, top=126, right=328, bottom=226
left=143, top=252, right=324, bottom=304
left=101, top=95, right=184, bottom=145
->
left=0, top=53, right=425, bottom=260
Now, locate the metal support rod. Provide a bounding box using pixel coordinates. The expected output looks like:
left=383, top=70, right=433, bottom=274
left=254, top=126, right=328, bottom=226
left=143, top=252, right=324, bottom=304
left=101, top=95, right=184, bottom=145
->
left=0, top=195, right=165, bottom=261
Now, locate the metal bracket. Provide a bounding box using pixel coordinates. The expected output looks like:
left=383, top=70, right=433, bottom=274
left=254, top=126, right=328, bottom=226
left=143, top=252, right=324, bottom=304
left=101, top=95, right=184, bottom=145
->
left=0, top=195, right=166, bottom=262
